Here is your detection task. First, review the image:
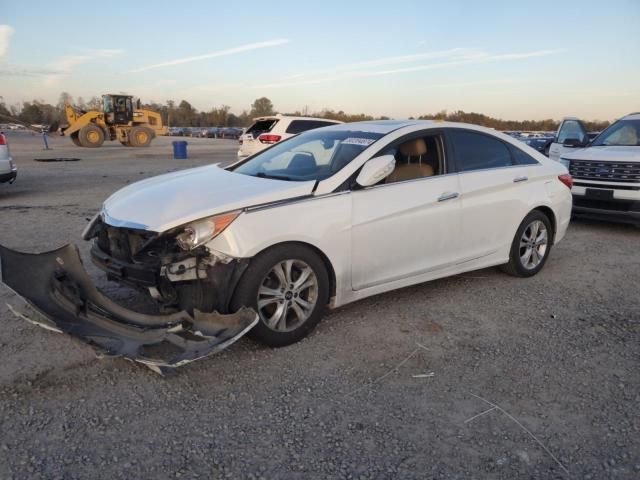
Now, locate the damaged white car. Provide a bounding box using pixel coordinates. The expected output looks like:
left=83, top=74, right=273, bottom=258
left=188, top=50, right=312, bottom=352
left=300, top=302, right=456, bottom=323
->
left=0, top=120, right=572, bottom=369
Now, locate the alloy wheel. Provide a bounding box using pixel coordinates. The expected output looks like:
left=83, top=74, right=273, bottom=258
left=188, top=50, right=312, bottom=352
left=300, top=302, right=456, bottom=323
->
left=257, top=259, right=318, bottom=332
left=519, top=220, right=548, bottom=269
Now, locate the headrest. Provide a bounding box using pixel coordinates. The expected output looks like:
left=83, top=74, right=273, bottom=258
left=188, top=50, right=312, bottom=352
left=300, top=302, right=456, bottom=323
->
left=399, top=138, right=427, bottom=157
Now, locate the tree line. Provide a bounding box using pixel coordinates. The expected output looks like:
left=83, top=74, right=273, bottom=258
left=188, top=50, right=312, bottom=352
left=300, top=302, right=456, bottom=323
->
left=0, top=93, right=610, bottom=132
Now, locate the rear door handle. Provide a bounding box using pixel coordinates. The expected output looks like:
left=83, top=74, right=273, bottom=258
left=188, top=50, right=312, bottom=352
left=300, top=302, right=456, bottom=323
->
left=513, top=175, right=528, bottom=183
left=438, top=192, right=459, bottom=202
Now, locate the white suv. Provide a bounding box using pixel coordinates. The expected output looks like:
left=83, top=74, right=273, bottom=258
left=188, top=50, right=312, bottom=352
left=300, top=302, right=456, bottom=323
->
left=555, top=112, right=640, bottom=224
left=0, top=133, right=17, bottom=185
left=237, top=114, right=342, bottom=159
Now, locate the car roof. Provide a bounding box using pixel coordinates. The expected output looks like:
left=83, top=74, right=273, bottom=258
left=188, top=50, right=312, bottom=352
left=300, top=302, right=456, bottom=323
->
left=318, top=119, right=503, bottom=135
left=622, top=112, right=640, bottom=120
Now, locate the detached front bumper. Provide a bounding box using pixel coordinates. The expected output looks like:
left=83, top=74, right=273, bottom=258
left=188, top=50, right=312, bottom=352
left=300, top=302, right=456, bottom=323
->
left=0, top=244, right=258, bottom=372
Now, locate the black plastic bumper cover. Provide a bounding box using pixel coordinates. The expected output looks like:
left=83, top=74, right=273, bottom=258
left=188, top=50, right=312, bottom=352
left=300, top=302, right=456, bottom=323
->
left=0, top=244, right=258, bottom=372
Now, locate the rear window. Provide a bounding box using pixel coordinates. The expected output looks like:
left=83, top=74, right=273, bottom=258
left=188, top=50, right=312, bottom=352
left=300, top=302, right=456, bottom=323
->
left=285, top=120, right=338, bottom=135
left=246, top=119, right=278, bottom=137
left=509, top=145, right=540, bottom=165
left=449, top=130, right=514, bottom=171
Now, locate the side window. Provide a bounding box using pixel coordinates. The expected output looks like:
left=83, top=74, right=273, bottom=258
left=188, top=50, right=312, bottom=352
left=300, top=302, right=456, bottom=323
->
left=509, top=145, right=539, bottom=165
left=381, top=134, right=445, bottom=184
left=557, top=120, right=587, bottom=143
left=449, top=130, right=513, bottom=172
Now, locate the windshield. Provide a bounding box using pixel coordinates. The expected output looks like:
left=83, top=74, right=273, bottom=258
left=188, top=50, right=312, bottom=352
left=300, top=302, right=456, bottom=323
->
left=591, top=119, right=640, bottom=146
left=232, top=129, right=383, bottom=181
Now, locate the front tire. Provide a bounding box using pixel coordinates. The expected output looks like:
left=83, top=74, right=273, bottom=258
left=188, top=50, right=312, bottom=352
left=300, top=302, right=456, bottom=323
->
left=78, top=124, right=104, bottom=148
left=129, top=126, right=153, bottom=147
left=230, top=244, right=329, bottom=347
left=501, top=210, right=553, bottom=277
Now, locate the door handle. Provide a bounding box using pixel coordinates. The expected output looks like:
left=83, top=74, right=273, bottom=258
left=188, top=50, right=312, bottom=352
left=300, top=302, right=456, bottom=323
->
left=513, top=175, right=528, bottom=183
left=438, top=192, right=459, bottom=202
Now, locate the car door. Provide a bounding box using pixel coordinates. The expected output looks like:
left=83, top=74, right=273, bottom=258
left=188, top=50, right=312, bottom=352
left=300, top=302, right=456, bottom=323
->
left=447, top=129, right=537, bottom=262
left=350, top=131, right=462, bottom=291
left=548, top=118, right=588, bottom=162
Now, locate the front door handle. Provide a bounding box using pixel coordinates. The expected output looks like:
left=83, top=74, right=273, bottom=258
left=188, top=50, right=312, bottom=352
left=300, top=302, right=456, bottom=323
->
left=513, top=175, right=528, bottom=183
left=438, top=192, right=459, bottom=202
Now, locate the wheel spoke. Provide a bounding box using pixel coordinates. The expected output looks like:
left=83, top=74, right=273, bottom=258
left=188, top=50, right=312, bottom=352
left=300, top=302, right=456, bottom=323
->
left=272, top=263, right=287, bottom=287
left=258, top=286, right=281, bottom=298
left=294, top=296, right=313, bottom=312
left=530, top=222, right=540, bottom=241
left=258, top=297, right=280, bottom=309
left=521, top=247, right=533, bottom=266
left=535, top=230, right=547, bottom=245
left=267, top=303, right=287, bottom=330
left=290, top=302, right=306, bottom=322
left=297, top=279, right=316, bottom=292
left=283, top=260, right=294, bottom=285
left=293, top=267, right=312, bottom=290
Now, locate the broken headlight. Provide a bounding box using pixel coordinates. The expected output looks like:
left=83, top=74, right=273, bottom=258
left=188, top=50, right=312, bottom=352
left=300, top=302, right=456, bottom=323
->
left=175, top=211, right=241, bottom=251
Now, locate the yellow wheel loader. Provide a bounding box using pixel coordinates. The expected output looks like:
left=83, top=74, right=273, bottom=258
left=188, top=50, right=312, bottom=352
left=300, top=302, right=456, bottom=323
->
left=63, top=94, right=167, bottom=148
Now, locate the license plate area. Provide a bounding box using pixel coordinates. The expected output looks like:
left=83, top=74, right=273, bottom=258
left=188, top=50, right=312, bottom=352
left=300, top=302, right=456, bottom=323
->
left=585, top=188, right=614, bottom=200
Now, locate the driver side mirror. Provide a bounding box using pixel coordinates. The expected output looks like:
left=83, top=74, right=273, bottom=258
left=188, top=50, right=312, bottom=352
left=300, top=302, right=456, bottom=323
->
left=563, top=137, right=586, bottom=148
left=355, top=155, right=396, bottom=187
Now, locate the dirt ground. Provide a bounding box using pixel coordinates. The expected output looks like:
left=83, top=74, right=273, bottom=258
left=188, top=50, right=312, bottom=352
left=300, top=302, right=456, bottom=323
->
left=0, top=131, right=638, bottom=479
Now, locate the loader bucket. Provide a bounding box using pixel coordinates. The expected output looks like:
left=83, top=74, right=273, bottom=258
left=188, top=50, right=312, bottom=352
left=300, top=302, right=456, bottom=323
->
left=0, top=244, right=258, bottom=372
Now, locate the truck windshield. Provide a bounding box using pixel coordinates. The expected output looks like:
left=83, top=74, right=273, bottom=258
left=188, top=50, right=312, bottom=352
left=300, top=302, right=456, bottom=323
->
left=232, top=129, right=383, bottom=182
left=591, top=120, right=640, bottom=147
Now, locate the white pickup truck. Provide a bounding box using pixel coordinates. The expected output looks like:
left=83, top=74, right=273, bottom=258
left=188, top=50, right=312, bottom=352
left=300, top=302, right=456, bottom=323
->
left=548, top=112, right=640, bottom=224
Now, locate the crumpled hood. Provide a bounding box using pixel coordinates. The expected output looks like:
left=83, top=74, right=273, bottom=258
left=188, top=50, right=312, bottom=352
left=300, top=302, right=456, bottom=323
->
left=102, top=165, right=316, bottom=232
left=561, top=146, right=640, bottom=162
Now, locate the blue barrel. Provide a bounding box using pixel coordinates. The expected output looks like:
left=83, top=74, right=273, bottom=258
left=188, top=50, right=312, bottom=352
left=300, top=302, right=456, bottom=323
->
left=172, top=140, right=188, bottom=159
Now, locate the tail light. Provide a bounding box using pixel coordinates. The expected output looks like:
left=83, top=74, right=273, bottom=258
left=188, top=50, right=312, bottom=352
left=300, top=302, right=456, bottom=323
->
left=238, top=138, right=243, bottom=145
left=558, top=174, right=573, bottom=189
left=0, top=134, right=6, bottom=146
left=258, top=134, right=281, bottom=144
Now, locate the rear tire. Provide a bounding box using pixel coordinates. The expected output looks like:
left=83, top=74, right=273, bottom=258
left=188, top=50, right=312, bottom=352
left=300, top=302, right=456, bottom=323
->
left=129, top=126, right=153, bottom=147
left=78, top=124, right=104, bottom=148
left=70, top=132, right=82, bottom=147
left=230, top=244, right=329, bottom=347
left=500, top=210, right=553, bottom=277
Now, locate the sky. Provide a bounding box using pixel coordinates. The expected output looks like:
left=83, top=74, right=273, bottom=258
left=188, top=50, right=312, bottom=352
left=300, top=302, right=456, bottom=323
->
left=1, top=0, right=639, bottom=121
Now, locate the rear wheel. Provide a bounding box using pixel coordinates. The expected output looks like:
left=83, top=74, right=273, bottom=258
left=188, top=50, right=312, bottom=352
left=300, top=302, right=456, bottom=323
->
left=78, top=124, right=104, bottom=148
left=230, top=244, right=329, bottom=347
left=70, top=132, right=82, bottom=147
left=501, top=211, right=553, bottom=277
left=129, top=126, right=153, bottom=147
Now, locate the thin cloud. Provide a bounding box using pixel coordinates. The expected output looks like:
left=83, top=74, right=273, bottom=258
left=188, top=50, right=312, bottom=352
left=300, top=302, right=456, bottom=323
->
left=0, top=65, right=63, bottom=77
left=257, top=49, right=563, bottom=89
left=44, top=49, right=123, bottom=86
left=286, top=47, right=478, bottom=79
left=129, top=39, right=290, bottom=73
left=0, top=25, right=14, bottom=57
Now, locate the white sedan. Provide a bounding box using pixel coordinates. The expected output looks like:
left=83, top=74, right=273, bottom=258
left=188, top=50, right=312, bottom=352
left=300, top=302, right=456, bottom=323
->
left=0, top=120, right=572, bottom=368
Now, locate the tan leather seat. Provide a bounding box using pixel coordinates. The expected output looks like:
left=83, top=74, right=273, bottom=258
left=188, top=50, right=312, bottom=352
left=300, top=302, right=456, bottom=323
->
left=387, top=138, right=434, bottom=182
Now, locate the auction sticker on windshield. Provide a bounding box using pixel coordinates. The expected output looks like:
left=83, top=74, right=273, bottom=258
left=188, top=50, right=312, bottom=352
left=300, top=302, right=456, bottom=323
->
left=342, top=137, right=376, bottom=146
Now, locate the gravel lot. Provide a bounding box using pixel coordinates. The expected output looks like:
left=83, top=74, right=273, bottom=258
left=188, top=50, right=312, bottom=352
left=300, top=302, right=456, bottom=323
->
left=0, top=131, right=638, bottom=479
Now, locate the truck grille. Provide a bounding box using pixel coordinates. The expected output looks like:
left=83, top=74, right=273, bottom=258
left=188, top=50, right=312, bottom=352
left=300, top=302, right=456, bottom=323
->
left=569, top=159, right=640, bottom=183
